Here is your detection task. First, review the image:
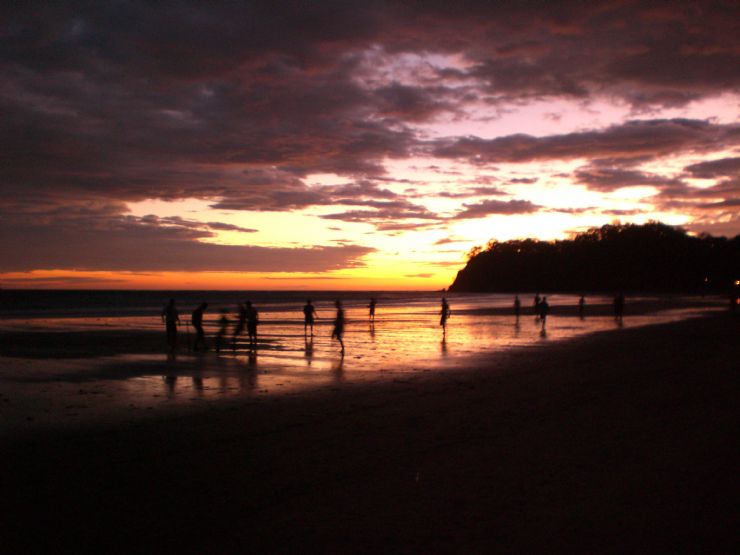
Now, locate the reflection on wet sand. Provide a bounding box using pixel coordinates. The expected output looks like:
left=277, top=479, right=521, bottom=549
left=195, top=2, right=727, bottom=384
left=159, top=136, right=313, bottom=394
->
left=0, top=295, right=723, bottom=430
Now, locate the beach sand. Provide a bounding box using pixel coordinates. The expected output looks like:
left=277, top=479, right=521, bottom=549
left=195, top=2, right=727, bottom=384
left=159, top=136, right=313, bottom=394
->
left=2, top=313, right=738, bottom=553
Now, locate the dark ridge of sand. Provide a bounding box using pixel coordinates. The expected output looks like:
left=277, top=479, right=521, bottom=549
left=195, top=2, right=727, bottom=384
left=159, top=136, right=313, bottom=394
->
left=2, top=314, right=738, bottom=553
left=0, top=330, right=164, bottom=358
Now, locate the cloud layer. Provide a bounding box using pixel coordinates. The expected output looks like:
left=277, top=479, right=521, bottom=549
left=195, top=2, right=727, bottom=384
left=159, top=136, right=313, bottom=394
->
left=1, top=1, right=738, bottom=276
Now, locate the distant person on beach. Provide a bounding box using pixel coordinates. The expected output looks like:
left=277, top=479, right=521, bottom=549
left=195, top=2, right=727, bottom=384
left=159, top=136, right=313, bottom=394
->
left=331, top=300, right=345, bottom=355
left=539, top=296, right=549, bottom=330
left=191, top=302, right=208, bottom=351
left=614, top=292, right=625, bottom=322
left=369, top=298, right=377, bottom=323
left=232, top=302, right=247, bottom=350
left=161, top=298, right=180, bottom=352
left=514, top=295, right=521, bottom=318
left=303, top=299, right=317, bottom=336
left=216, top=309, right=229, bottom=352
left=533, top=293, right=541, bottom=315
left=440, top=297, right=451, bottom=335
left=578, top=295, right=586, bottom=319
left=245, top=301, right=258, bottom=348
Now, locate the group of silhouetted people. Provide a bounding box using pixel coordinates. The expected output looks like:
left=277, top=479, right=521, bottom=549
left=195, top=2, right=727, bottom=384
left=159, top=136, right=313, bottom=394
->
left=517, top=292, right=626, bottom=331
left=161, top=297, right=373, bottom=357
left=162, top=292, right=632, bottom=356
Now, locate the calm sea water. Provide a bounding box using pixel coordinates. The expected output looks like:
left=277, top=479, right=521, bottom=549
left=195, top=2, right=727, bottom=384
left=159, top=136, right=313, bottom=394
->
left=0, top=290, right=721, bottom=431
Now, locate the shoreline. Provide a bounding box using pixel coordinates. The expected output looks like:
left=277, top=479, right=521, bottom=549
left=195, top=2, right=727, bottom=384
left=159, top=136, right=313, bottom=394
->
left=0, top=303, right=724, bottom=435
left=3, top=312, right=738, bottom=552
left=0, top=296, right=725, bottom=360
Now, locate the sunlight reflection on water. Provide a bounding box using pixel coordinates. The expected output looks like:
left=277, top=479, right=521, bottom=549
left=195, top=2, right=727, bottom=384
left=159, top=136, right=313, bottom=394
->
left=0, top=294, right=723, bottom=431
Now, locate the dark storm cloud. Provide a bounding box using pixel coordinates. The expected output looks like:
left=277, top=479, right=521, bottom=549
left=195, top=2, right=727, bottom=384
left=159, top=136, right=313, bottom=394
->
left=431, top=119, right=740, bottom=164
left=694, top=198, right=740, bottom=209
left=373, top=83, right=455, bottom=121
left=209, top=179, right=402, bottom=211
left=654, top=176, right=740, bottom=203
left=600, top=209, right=646, bottom=216
left=683, top=157, right=740, bottom=178
left=320, top=198, right=441, bottom=225
left=434, top=186, right=508, bottom=199
left=574, top=167, right=685, bottom=192
left=434, top=1, right=740, bottom=107
left=452, top=199, right=541, bottom=219
left=205, top=222, right=258, bottom=233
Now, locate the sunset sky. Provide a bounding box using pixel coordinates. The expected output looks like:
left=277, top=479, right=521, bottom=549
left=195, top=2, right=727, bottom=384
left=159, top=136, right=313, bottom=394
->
left=1, top=1, right=739, bottom=290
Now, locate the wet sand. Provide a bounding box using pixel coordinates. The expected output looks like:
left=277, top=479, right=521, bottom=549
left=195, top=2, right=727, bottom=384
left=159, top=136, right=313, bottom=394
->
left=3, top=313, right=738, bottom=553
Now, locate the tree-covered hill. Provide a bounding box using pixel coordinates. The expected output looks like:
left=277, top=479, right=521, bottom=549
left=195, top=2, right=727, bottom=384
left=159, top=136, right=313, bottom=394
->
left=448, top=222, right=740, bottom=293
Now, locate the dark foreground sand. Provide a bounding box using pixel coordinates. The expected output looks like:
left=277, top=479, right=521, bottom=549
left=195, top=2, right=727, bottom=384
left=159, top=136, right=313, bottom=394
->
left=3, top=314, right=738, bottom=553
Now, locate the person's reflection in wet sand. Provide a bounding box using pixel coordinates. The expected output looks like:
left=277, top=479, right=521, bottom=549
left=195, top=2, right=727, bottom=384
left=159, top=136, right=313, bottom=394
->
left=164, top=375, right=178, bottom=398
left=191, top=302, right=208, bottom=351
left=245, top=301, right=259, bottom=350
left=440, top=335, right=448, bottom=356
left=332, top=356, right=344, bottom=384
left=215, top=309, right=229, bottom=353
left=192, top=373, right=204, bottom=395
left=539, top=327, right=548, bottom=339
left=304, top=337, right=314, bottom=367
left=232, top=303, right=247, bottom=352
left=238, top=365, right=258, bottom=392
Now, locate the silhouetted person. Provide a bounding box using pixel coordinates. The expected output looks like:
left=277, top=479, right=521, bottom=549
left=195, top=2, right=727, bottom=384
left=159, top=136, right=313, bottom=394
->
left=369, top=298, right=377, bottom=322
left=613, top=292, right=625, bottom=322
left=161, top=298, right=179, bottom=352
left=514, top=295, right=521, bottom=318
left=539, top=296, right=549, bottom=330
left=216, top=309, right=229, bottom=353
left=245, top=301, right=258, bottom=348
left=578, top=295, right=585, bottom=319
left=533, top=293, right=541, bottom=315
left=191, top=302, right=208, bottom=351
left=303, top=299, right=317, bottom=336
left=440, top=297, right=451, bottom=336
left=331, top=300, right=345, bottom=356
left=232, top=303, right=247, bottom=350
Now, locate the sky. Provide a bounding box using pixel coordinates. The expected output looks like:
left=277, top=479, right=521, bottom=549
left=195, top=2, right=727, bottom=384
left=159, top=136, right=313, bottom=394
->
left=1, top=0, right=739, bottom=290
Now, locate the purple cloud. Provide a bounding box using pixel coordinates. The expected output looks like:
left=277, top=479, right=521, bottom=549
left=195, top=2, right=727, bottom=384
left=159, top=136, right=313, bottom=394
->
left=453, top=199, right=541, bottom=219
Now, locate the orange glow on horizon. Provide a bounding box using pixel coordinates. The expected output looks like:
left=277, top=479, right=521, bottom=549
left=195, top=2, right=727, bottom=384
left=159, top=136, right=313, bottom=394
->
left=0, top=269, right=455, bottom=291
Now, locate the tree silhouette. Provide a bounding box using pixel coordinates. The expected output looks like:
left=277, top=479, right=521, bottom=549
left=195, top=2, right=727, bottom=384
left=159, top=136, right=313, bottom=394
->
left=449, top=222, right=739, bottom=293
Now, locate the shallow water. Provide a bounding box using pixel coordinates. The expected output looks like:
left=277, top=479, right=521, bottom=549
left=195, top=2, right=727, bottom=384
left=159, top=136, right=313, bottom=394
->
left=0, top=292, right=723, bottom=432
